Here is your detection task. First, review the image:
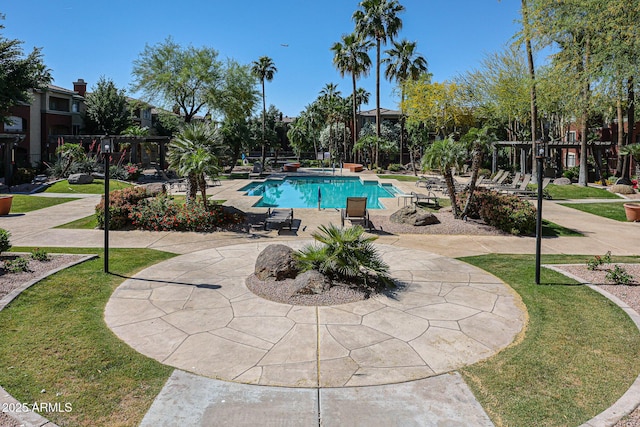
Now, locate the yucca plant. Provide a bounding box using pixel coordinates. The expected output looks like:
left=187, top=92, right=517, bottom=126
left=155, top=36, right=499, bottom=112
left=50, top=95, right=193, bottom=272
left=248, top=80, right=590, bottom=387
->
left=295, top=224, right=392, bottom=291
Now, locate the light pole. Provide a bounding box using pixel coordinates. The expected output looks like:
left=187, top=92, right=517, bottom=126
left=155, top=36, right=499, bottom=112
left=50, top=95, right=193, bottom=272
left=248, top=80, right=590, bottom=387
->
left=101, top=137, right=112, bottom=273
left=535, top=124, right=549, bottom=285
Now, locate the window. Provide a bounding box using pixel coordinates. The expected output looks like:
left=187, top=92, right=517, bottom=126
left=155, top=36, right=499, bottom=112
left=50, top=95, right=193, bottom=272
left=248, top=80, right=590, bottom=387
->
left=568, top=131, right=577, bottom=143
left=72, top=101, right=80, bottom=113
left=567, top=152, right=576, bottom=167
left=142, top=109, right=151, bottom=120
left=49, top=96, right=70, bottom=112
left=4, top=116, right=24, bottom=132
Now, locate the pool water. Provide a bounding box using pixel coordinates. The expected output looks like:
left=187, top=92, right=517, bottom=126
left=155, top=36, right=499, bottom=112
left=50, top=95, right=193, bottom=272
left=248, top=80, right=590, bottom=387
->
left=240, top=176, right=401, bottom=209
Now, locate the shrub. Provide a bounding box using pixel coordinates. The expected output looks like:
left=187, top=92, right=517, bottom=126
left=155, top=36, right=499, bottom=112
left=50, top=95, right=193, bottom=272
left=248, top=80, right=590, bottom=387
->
left=129, top=194, right=243, bottom=232
left=109, top=164, right=141, bottom=181
left=606, top=265, right=633, bottom=285
left=586, top=251, right=612, bottom=271
left=13, top=167, right=37, bottom=185
left=563, top=166, right=580, bottom=181
left=295, top=224, right=393, bottom=291
left=30, top=248, right=50, bottom=262
left=3, top=257, right=30, bottom=273
left=458, top=189, right=536, bottom=235
left=0, top=228, right=11, bottom=254
left=95, top=186, right=149, bottom=229
left=387, top=163, right=403, bottom=172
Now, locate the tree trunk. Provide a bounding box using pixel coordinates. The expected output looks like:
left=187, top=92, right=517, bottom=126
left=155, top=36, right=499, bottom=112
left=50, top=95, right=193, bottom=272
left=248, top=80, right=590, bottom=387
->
left=351, top=74, right=358, bottom=163
left=578, top=37, right=590, bottom=187
left=199, top=174, right=208, bottom=210
left=624, top=76, right=635, bottom=180
left=260, top=80, right=267, bottom=169
left=462, top=146, right=483, bottom=217
left=523, top=0, right=538, bottom=178
left=186, top=173, right=198, bottom=205
left=375, top=38, right=381, bottom=167
left=444, top=167, right=459, bottom=219
left=616, top=95, right=625, bottom=177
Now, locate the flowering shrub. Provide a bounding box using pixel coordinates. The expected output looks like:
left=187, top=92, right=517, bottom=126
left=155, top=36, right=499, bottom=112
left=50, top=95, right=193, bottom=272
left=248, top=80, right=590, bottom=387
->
left=95, top=186, right=150, bottom=229
left=129, top=195, right=244, bottom=232
left=459, top=188, right=536, bottom=235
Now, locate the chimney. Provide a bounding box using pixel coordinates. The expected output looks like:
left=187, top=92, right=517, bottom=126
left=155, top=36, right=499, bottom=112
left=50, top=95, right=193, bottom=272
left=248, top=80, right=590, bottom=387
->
left=73, top=79, right=87, bottom=96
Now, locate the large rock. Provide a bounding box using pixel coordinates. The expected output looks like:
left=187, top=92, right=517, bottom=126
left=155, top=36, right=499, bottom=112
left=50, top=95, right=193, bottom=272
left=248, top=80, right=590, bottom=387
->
left=390, top=206, right=440, bottom=226
left=553, top=177, right=572, bottom=185
left=293, top=270, right=331, bottom=295
left=68, top=173, right=93, bottom=185
left=254, top=244, right=299, bottom=281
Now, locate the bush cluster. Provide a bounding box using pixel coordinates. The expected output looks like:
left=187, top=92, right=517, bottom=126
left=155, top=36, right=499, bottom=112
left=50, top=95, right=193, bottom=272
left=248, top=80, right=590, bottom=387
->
left=129, top=195, right=243, bottom=232
left=95, top=186, right=150, bottom=229
left=459, top=189, right=536, bottom=235
left=387, top=163, right=403, bottom=172
left=0, top=228, right=11, bottom=254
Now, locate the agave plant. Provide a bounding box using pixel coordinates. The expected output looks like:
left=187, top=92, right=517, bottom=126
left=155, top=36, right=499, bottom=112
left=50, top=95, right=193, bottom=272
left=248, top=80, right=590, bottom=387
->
left=295, top=224, right=392, bottom=290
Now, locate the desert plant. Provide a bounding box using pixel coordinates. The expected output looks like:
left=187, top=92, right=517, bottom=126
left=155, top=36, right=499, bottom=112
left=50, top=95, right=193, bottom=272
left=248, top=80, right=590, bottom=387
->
left=3, top=257, right=30, bottom=273
left=0, top=228, right=11, bottom=254
left=586, top=251, right=612, bottom=271
left=30, top=248, right=50, bottom=262
left=295, top=224, right=392, bottom=290
left=606, top=265, right=633, bottom=285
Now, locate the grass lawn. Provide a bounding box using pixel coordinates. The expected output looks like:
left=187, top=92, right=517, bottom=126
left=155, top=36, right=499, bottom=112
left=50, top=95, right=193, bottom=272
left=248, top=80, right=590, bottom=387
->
left=55, top=215, right=98, bottom=229
left=0, top=247, right=176, bottom=427
left=377, top=174, right=420, bottom=182
left=45, top=179, right=132, bottom=194
left=559, top=201, right=630, bottom=222
left=542, top=219, right=583, bottom=237
left=545, top=184, right=622, bottom=200
left=5, top=195, right=79, bottom=213
left=459, top=253, right=640, bottom=427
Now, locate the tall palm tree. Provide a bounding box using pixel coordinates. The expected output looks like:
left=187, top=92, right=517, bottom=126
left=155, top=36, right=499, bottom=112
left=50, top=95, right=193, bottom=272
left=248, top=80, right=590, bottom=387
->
left=251, top=56, right=277, bottom=168
left=421, top=137, right=467, bottom=218
left=460, top=126, right=496, bottom=218
left=383, top=39, right=428, bottom=167
left=331, top=33, right=373, bottom=162
left=167, top=122, right=224, bottom=209
left=319, top=83, right=343, bottom=161
left=353, top=0, right=405, bottom=167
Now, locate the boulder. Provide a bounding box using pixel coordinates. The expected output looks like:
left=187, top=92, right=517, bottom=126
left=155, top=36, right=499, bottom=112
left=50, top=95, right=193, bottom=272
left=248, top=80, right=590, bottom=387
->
left=142, top=182, right=165, bottom=195
left=553, top=177, right=572, bottom=185
left=390, top=206, right=440, bottom=226
left=293, top=270, right=331, bottom=295
left=254, top=244, right=299, bottom=281
left=68, top=173, right=93, bottom=185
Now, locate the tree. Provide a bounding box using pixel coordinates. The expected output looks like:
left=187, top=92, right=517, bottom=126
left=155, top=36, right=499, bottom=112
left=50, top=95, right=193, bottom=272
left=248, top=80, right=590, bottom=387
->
left=251, top=56, right=277, bottom=168
left=383, top=38, right=428, bottom=165
left=332, top=33, right=373, bottom=162
left=460, top=126, right=497, bottom=217
left=0, top=15, right=51, bottom=124
left=211, top=59, right=259, bottom=124
left=131, top=37, right=223, bottom=123
left=421, top=137, right=467, bottom=218
left=167, top=122, right=225, bottom=208
left=84, top=77, right=131, bottom=135
left=353, top=0, right=405, bottom=166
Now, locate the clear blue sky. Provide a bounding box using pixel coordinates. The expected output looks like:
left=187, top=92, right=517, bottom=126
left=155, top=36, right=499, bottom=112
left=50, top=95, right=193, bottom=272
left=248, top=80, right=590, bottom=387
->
left=3, top=0, right=522, bottom=118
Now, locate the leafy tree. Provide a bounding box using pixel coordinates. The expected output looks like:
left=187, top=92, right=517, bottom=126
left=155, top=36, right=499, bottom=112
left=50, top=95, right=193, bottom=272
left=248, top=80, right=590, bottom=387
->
left=353, top=0, right=405, bottom=166
left=251, top=56, right=277, bottom=167
left=131, top=37, right=223, bottom=123
left=153, top=109, right=184, bottom=137
left=0, top=15, right=51, bottom=124
left=84, top=77, right=131, bottom=135
left=167, top=122, right=225, bottom=208
left=212, top=59, right=259, bottom=123
left=383, top=38, right=428, bottom=165
left=421, top=137, right=467, bottom=218
left=332, top=33, right=372, bottom=161
left=220, top=118, right=250, bottom=172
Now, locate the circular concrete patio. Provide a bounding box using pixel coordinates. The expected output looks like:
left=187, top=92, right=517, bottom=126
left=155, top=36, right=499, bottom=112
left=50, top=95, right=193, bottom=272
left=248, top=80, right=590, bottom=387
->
left=105, top=241, right=526, bottom=388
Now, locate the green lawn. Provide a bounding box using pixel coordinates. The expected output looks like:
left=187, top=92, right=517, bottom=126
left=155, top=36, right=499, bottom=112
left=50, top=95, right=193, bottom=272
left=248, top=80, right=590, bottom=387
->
left=545, top=184, right=622, bottom=200
left=55, top=214, right=98, bottom=229
left=45, top=179, right=132, bottom=194
left=377, top=174, right=420, bottom=182
left=459, top=253, right=640, bottom=427
left=4, top=195, right=79, bottom=213
left=0, top=247, right=176, bottom=427
left=559, top=201, right=630, bottom=221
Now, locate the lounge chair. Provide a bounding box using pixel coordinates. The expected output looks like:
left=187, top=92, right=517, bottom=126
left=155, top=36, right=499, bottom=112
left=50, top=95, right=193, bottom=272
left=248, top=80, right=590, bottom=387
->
left=500, top=174, right=531, bottom=194
left=264, top=208, right=294, bottom=230
left=487, top=172, right=521, bottom=190
left=341, top=197, right=371, bottom=230
left=411, top=191, right=439, bottom=207
left=509, top=177, right=552, bottom=198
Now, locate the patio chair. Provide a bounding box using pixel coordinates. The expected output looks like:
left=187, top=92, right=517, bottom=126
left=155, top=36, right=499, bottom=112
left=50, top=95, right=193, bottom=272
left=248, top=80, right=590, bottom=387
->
left=341, top=197, right=371, bottom=230
left=411, top=191, right=440, bottom=207
left=264, top=208, right=294, bottom=230
left=500, top=174, right=531, bottom=194
left=487, top=172, right=521, bottom=190
left=509, top=177, right=552, bottom=198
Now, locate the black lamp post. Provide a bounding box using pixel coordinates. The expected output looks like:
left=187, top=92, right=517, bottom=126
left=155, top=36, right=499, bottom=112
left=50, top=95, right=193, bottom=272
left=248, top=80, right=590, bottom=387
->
left=535, top=124, right=549, bottom=285
left=101, top=137, right=112, bottom=273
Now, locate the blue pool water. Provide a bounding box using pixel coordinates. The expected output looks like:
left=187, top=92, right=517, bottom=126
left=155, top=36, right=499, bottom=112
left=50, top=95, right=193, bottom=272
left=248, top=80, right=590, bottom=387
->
left=239, top=176, right=401, bottom=209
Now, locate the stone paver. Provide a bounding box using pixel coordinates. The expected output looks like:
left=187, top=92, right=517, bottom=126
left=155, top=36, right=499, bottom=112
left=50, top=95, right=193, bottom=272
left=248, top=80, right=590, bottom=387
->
left=104, top=241, right=526, bottom=388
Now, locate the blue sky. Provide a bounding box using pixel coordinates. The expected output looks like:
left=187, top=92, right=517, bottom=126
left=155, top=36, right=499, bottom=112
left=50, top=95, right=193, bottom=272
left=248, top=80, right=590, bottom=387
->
left=3, top=1, right=523, bottom=117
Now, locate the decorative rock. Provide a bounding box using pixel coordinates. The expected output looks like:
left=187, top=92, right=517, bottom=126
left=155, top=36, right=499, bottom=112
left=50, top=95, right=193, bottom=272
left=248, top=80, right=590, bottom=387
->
left=293, top=270, right=331, bottom=295
left=390, top=206, right=440, bottom=226
left=68, top=173, right=93, bottom=184
left=142, top=183, right=166, bottom=195
left=553, top=177, right=572, bottom=185
left=254, top=244, right=299, bottom=281
left=610, top=184, right=636, bottom=195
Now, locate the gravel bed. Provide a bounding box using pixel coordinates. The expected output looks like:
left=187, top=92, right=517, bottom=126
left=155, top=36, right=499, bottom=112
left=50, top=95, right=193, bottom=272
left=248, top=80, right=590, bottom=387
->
left=0, top=254, right=87, bottom=301
left=369, top=210, right=509, bottom=236
left=552, top=263, right=640, bottom=427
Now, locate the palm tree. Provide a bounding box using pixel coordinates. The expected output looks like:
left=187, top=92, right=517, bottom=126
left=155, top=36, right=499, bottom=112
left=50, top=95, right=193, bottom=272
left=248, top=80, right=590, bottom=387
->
left=460, top=126, right=496, bottom=218
left=167, top=122, right=224, bottom=209
left=318, top=83, right=343, bottom=162
left=383, top=39, right=428, bottom=166
left=421, top=137, right=467, bottom=218
left=353, top=0, right=405, bottom=167
left=251, top=56, right=277, bottom=168
left=332, top=33, right=373, bottom=162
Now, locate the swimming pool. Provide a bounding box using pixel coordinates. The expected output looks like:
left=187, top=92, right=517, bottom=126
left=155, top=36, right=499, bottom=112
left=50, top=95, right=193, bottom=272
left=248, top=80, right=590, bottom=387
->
left=239, top=176, right=402, bottom=209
